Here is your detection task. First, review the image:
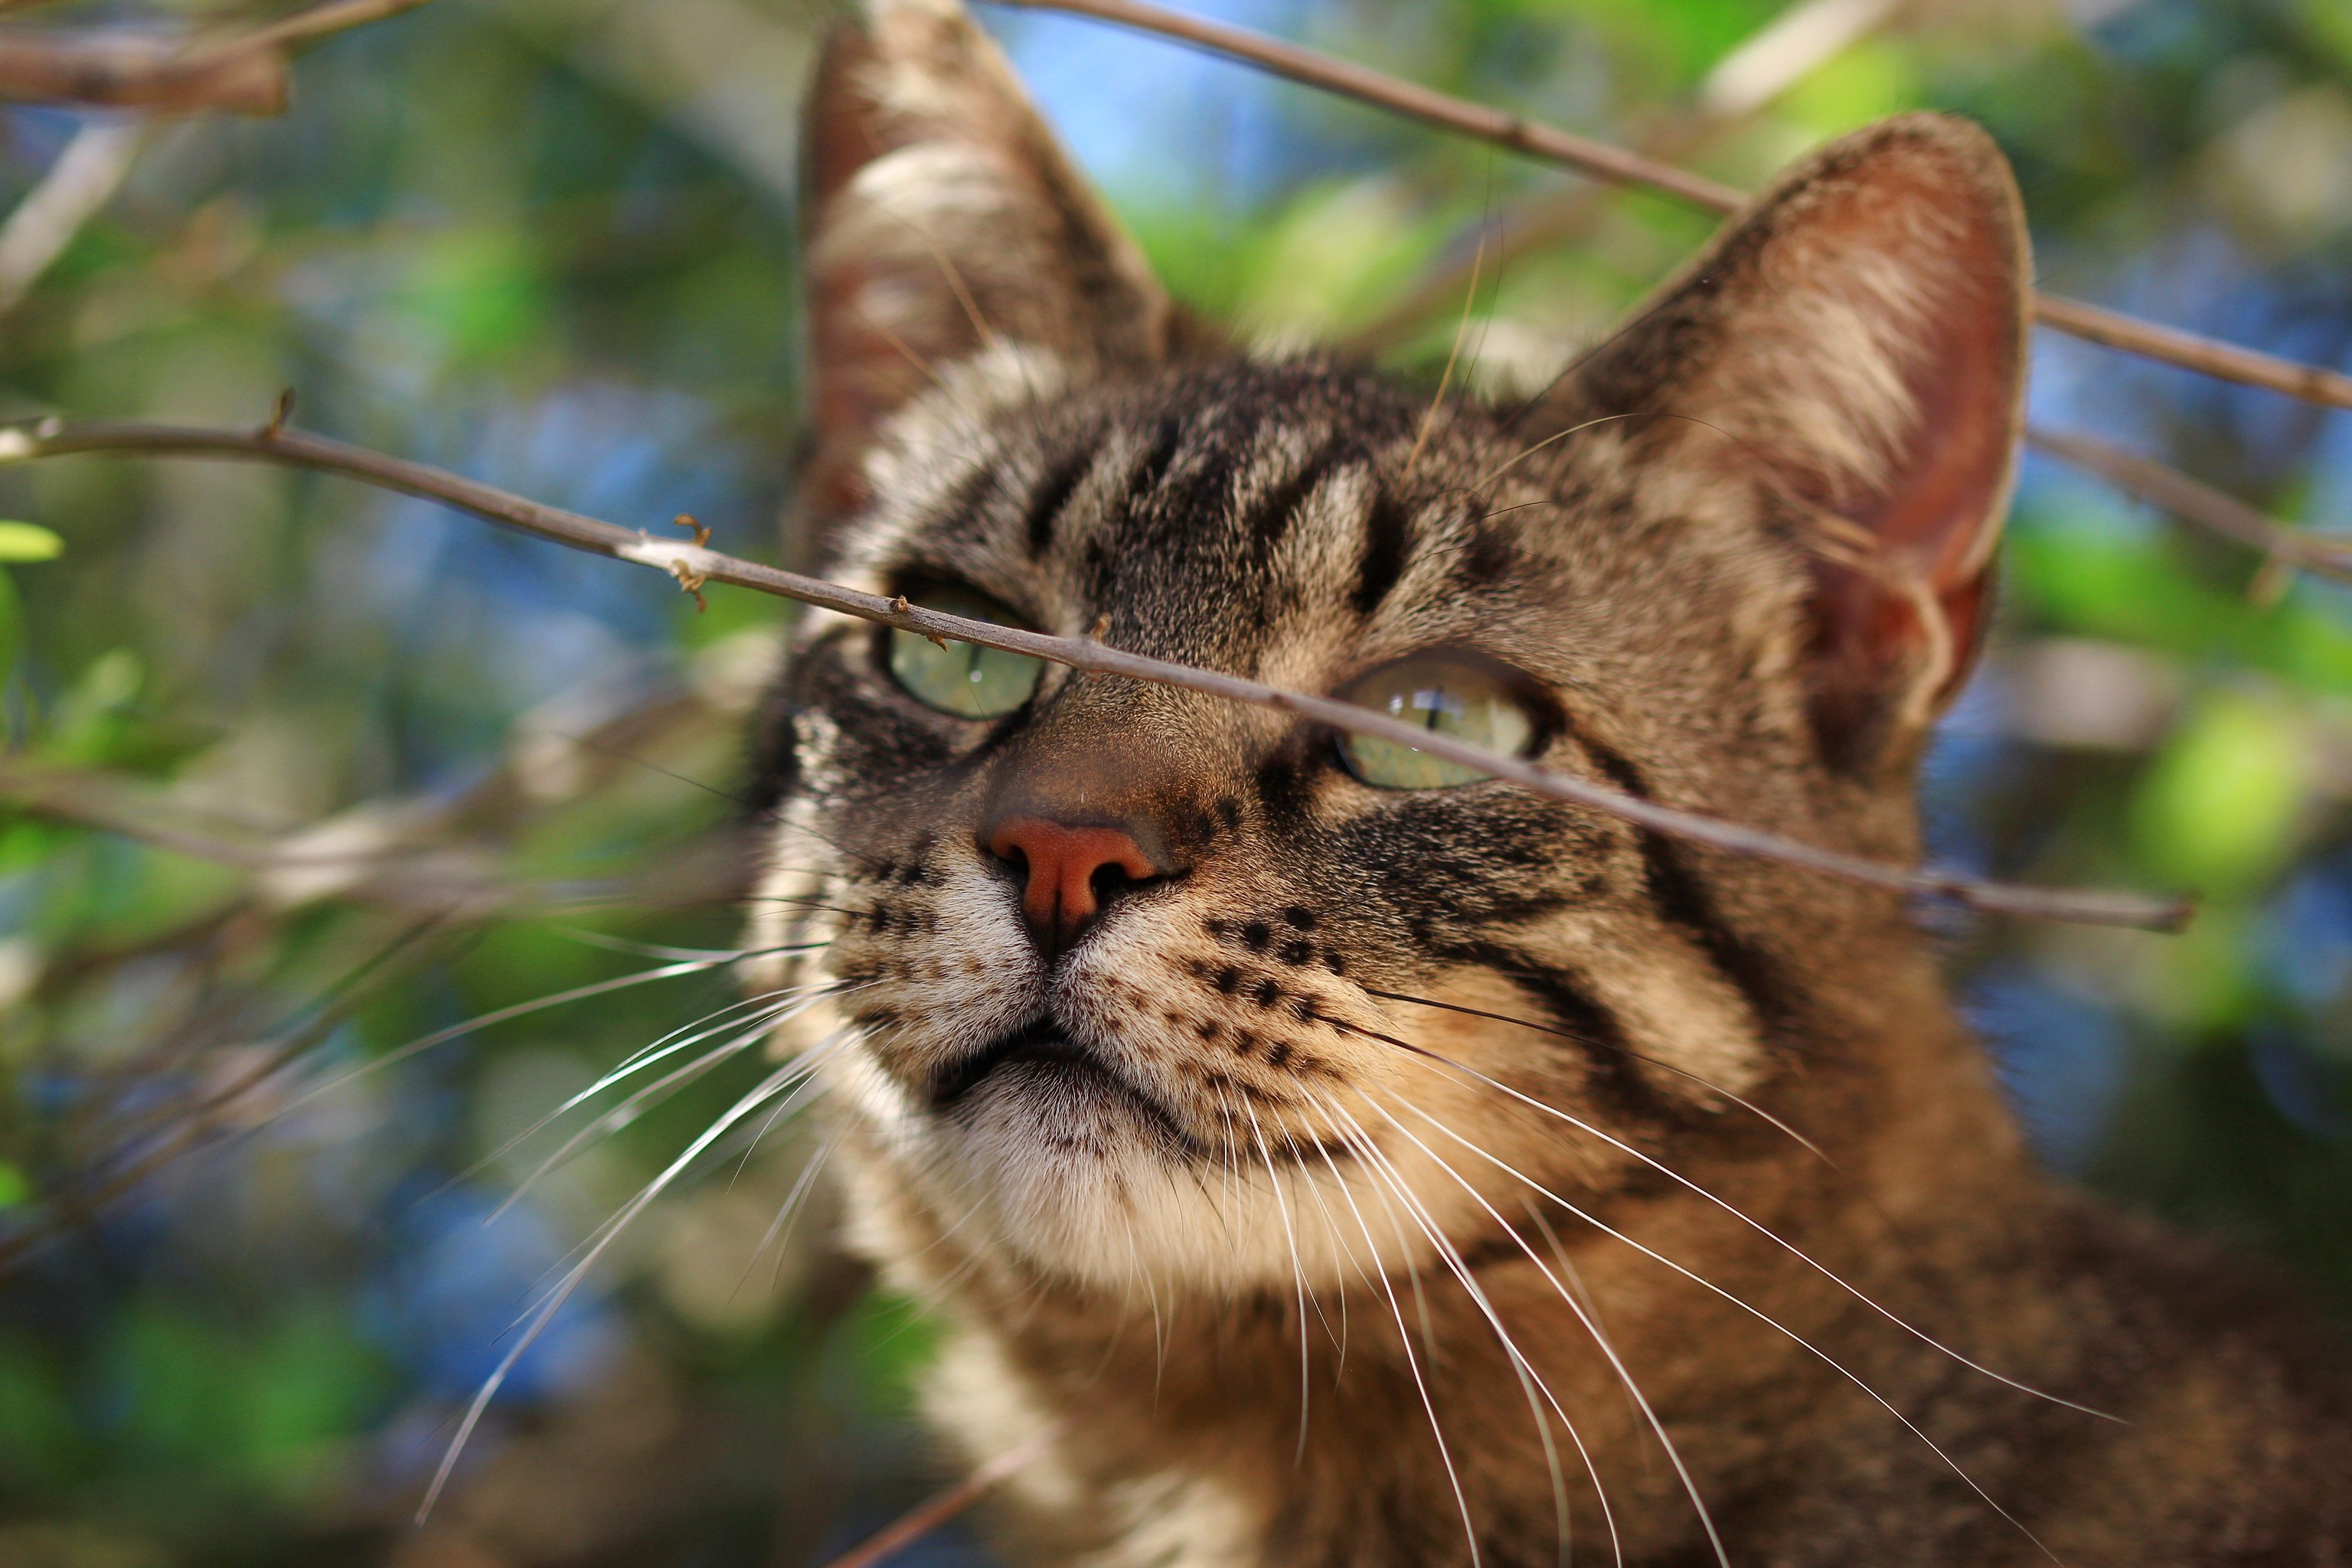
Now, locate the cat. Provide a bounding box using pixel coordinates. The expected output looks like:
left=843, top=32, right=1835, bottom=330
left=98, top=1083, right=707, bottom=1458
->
left=746, top=0, right=2352, bottom=1562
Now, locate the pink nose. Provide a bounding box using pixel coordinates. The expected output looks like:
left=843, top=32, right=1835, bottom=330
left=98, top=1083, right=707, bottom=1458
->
left=984, top=815, right=1160, bottom=953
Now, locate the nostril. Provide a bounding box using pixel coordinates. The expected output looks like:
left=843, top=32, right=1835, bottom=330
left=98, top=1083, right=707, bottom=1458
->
left=1089, top=861, right=1136, bottom=906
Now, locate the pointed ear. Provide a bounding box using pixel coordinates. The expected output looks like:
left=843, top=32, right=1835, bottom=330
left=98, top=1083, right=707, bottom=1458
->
left=1557, top=113, right=2030, bottom=776
left=801, top=0, right=1177, bottom=513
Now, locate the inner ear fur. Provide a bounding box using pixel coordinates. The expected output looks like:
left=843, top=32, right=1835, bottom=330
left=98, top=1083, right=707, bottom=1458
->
left=802, top=0, right=1177, bottom=516
left=1555, top=113, right=2030, bottom=777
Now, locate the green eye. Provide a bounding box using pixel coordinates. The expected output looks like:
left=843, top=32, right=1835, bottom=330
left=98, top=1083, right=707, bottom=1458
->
left=886, top=585, right=1045, bottom=719
left=1338, top=658, right=1538, bottom=789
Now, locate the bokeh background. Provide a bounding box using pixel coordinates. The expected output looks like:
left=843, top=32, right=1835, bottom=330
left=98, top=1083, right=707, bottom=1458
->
left=0, top=0, right=2347, bottom=1563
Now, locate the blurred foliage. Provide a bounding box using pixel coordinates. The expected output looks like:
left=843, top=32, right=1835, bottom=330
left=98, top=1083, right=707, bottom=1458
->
left=0, top=0, right=2344, bottom=1564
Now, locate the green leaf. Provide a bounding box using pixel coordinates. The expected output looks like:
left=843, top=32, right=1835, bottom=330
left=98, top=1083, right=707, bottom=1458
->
left=0, top=1160, right=30, bottom=1208
left=2131, top=690, right=2315, bottom=897
left=2006, top=518, right=2352, bottom=697
left=0, top=523, right=61, bottom=564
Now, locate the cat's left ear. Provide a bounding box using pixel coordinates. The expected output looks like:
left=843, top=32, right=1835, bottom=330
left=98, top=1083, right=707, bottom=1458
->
left=801, top=0, right=1178, bottom=513
left=1550, top=113, right=2030, bottom=776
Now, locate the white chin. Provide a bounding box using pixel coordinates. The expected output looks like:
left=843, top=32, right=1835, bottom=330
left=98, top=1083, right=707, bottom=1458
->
left=841, top=1057, right=1410, bottom=1295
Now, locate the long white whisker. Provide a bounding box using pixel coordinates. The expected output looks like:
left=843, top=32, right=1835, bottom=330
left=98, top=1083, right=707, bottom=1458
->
left=419, top=1057, right=808, bottom=1521
left=741, top=1130, right=841, bottom=1300
left=1283, top=1116, right=1363, bottom=1381
left=1377, top=1086, right=2063, bottom=1567
left=1241, top=1099, right=1315, bottom=1463
left=730, top=1015, right=863, bottom=1187
left=1323, top=1096, right=1605, bottom=1568
left=486, top=1014, right=815, bottom=1223
left=1354, top=1089, right=1712, bottom=1567
left=464, top=985, right=839, bottom=1188
left=498, top=1035, right=854, bottom=1310
left=544, top=928, right=826, bottom=964
left=1298, top=1099, right=1482, bottom=1568
left=1361, top=985, right=1832, bottom=1165
left=1524, top=1200, right=1642, bottom=1432
left=1337, top=1016, right=2115, bottom=1423
left=277, top=956, right=766, bottom=1125
left=583, top=978, right=846, bottom=1096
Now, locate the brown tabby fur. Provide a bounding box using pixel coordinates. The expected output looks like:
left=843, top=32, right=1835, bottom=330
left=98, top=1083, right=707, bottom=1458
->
left=747, top=1, right=2352, bottom=1561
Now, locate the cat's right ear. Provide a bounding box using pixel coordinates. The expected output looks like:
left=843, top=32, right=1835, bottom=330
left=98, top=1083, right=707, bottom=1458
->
left=801, top=0, right=1176, bottom=514
left=1535, top=114, right=2030, bottom=779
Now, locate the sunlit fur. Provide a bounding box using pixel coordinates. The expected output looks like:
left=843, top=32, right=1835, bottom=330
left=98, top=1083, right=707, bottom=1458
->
left=746, top=3, right=2352, bottom=1563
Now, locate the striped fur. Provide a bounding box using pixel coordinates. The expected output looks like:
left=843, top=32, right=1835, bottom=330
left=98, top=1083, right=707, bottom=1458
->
left=750, top=3, right=2352, bottom=1562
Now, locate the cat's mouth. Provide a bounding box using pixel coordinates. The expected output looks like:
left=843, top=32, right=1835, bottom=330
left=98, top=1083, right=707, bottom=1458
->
left=929, top=1019, right=1201, bottom=1153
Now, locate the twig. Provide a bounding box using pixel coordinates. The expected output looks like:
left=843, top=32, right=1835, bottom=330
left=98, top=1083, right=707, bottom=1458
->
left=993, top=0, right=2352, bottom=413
left=817, top=1421, right=1070, bottom=1568
left=0, top=33, right=286, bottom=113
left=0, top=0, right=438, bottom=115
left=2026, top=426, right=2352, bottom=584
left=1349, top=0, right=1902, bottom=355
left=0, top=914, right=465, bottom=1274
left=992, top=0, right=1743, bottom=211
left=0, top=415, right=2191, bottom=931
left=241, top=0, right=437, bottom=53
left=1697, top=0, right=1905, bottom=120
left=0, top=119, right=143, bottom=314
left=2028, top=295, right=2352, bottom=413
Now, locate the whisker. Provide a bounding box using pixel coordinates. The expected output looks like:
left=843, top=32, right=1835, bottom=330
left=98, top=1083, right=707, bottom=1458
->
left=542, top=927, right=818, bottom=964
left=1524, top=1199, right=1642, bottom=1433
left=270, top=952, right=815, bottom=1126
left=1355, top=1093, right=1718, bottom=1565
left=1321, top=1095, right=1606, bottom=1568
left=1280, top=1109, right=1364, bottom=1383
left=1375, top=1086, right=2063, bottom=1566
left=506, top=1042, right=843, bottom=1315
left=488, top=1011, right=836, bottom=1224
left=1240, top=1099, right=1316, bottom=1463
left=1329, top=1015, right=2115, bottom=1423
left=727, top=1031, right=854, bottom=1193
left=761, top=812, right=893, bottom=872
left=547, top=727, right=753, bottom=808
left=459, top=985, right=835, bottom=1187
left=1109, top=1206, right=1169, bottom=1396
left=1361, top=985, right=1832, bottom=1165
left=739, top=1128, right=841, bottom=1301
left=1403, top=224, right=1485, bottom=479
left=418, top=1055, right=810, bottom=1521
left=1298, top=1099, right=1484, bottom=1568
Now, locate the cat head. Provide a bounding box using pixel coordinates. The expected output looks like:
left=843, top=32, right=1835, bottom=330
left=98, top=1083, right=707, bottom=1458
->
left=754, top=0, right=2029, bottom=1297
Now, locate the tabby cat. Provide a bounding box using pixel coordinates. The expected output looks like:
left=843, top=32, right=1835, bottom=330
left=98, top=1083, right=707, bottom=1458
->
left=747, top=1, right=2352, bottom=1561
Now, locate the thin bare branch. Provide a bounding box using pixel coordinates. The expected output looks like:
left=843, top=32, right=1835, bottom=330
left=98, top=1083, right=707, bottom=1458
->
left=993, top=0, right=1744, bottom=211
left=1697, top=0, right=1905, bottom=119
left=2028, top=294, right=2352, bottom=413
left=2026, top=426, right=2352, bottom=583
left=0, top=0, right=437, bottom=115
left=997, top=0, right=2352, bottom=414
left=0, top=33, right=286, bottom=112
left=0, top=414, right=2190, bottom=930
left=1350, top=0, right=1902, bottom=356
left=0, top=119, right=143, bottom=314
left=243, top=0, right=437, bottom=53
left=818, top=1421, right=1070, bottom=1568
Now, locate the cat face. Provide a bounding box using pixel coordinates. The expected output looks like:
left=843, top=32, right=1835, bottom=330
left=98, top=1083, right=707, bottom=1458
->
left=753, top=0, right=2028, bottom=1298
